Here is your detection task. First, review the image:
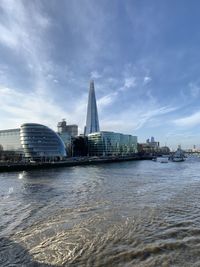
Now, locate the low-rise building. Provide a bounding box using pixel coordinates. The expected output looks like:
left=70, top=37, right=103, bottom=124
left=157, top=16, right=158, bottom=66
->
left=0, top=129, right=22, bottom=151
left=146, top=136, right=160, bottom=149
left=88, top=131, right=137, bottom=157
left=138, top=143, right=170, bottom=155
left=57, top=119, right=78, bottom=137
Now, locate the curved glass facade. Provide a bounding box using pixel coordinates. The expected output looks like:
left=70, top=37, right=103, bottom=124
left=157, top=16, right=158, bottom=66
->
left=20, top=123, right=66, bottom=159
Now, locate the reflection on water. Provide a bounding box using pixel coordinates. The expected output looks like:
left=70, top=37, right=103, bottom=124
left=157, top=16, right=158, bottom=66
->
left=1, top=158, right=200, bottom=266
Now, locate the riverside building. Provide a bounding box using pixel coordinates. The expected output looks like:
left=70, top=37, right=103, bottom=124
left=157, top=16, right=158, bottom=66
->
left=0, top=123, right=66, bottom=161
left=84, top=80, right=138, bottom=157
left=138, top=136, right=170, bottom=155
left=88, top=131, right=137, bottom=157
left=57, top=119, right=78, bottom=137
left=57, top=119, right=78, bottom=156
left=20, top=123, right=66, bottom=160
left=0, top=129, right=22, bottom=151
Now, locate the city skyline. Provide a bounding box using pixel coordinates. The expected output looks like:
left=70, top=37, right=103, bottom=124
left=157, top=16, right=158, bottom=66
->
left=1, top=1, right=200, bottom=148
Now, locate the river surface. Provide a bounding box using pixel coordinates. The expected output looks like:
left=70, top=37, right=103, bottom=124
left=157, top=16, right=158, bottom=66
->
left=1, top=158, right=200, bottom=266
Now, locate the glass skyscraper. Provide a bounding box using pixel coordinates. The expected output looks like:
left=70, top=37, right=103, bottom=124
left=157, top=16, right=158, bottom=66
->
left=84, top=80, right=100, bottom=135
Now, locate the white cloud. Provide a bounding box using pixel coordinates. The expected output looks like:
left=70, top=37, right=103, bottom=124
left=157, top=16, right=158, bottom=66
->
left=117, top=76, right=137, bottom=92
left=189, top=82, right=200, bottom=98
left=97, top=92, right=118, bottom=109
left=0, top=85, right=87, bottom=132
left=0, top=1, right=189, bottom=143
left=0, top=24, right=18, bottom=49
left=143, top=76, right=152, bottom=85
left=91, top=71, right=102, bottom=79
left=101, top=104, right=176, bottom=133
left=0, top=0, right=52, bottom=88
left=173, top=111, right=200, bottom=127
left=124, top=77, right=137, bottom=89
left=132, top=106, right=176, bottom=130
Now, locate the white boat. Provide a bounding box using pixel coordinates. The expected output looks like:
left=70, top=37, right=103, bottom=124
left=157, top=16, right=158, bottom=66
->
left=160, top=158, right=168, bottom=163
left=156, top=157, right=168, bottom=163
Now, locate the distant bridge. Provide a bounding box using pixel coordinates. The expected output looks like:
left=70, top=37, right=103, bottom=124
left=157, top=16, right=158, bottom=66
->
left=184, top=151, right=200, bottom=155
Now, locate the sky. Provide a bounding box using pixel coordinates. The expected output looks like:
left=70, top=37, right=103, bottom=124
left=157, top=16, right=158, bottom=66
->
left=0, top=0, right=200, bottom=149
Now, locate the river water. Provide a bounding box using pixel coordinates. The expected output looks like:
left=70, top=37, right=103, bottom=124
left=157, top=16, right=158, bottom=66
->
left=1, top=158, right=200, bottom=266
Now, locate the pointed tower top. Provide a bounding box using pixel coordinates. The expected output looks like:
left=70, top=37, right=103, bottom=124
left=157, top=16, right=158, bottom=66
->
left=84, top=80, right=100, bottom=135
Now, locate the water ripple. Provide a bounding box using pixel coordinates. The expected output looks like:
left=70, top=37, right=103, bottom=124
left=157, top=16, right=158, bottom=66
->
left=1, top=159, right=200, bottom=266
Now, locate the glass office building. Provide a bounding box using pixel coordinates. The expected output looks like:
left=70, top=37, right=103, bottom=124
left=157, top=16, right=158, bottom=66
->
left=0, top=129, right=22, bottom=151
left=20, top=123, right=66, bottom=160
left=88, top=131, right=137, bottom=156
left=0, top=123, right=67, bottom=160
left=58, top=132, right=72, bottom=155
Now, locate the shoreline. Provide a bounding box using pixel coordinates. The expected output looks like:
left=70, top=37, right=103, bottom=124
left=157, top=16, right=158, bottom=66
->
left=0, top=155, right=153, bottom=172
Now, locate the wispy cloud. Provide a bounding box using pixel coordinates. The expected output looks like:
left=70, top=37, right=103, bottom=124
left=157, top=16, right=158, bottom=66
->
left=0, top=0, right=53, bottom=91
left=174, top=111, right=200, bottom=127
left=101, top=103, right=177, bottom=133
left=189, top=82, right=200, bottom=98
left=97, top=92, right=118, bottom=109
left=0, top=85, right=87, bottom=132
left=91, top=71, right=102, bottom=79
left=0, top=0, right=79, bottom=130
left=143, top=76, right=152, bottom=85
left=123, top=77, right=137, bottom=89
left=1, top=0, right=200, bottom=148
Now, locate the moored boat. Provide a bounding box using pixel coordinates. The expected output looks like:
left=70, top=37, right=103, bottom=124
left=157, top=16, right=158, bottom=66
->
left=155, top=156, right=169, bottom=163
left=170, top=148, right=185, bottom=162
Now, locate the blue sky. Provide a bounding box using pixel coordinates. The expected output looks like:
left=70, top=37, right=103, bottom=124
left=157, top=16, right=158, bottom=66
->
left=0, top=0, right=200, bottom=149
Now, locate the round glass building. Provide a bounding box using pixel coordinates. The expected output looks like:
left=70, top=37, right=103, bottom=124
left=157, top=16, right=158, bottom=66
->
left=20, top=123, right=66, bottom=160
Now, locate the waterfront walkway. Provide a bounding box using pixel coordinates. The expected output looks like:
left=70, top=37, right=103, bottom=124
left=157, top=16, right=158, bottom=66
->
left=0, top=155, right=152, bottom=172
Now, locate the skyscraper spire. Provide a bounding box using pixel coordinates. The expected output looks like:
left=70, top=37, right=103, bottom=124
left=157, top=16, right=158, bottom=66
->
left=84, top=80, right=100, bottom=135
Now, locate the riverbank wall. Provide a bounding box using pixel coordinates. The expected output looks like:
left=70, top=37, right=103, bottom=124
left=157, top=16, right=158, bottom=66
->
left=0, top=155, right=153, bottom=172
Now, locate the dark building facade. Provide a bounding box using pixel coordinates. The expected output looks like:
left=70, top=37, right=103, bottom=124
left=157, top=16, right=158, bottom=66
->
left=72, top=136, right=88, bottom=157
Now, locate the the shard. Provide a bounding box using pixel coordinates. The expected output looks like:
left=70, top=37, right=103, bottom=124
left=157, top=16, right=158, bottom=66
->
left=84, top=80, right=100, bottom=135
